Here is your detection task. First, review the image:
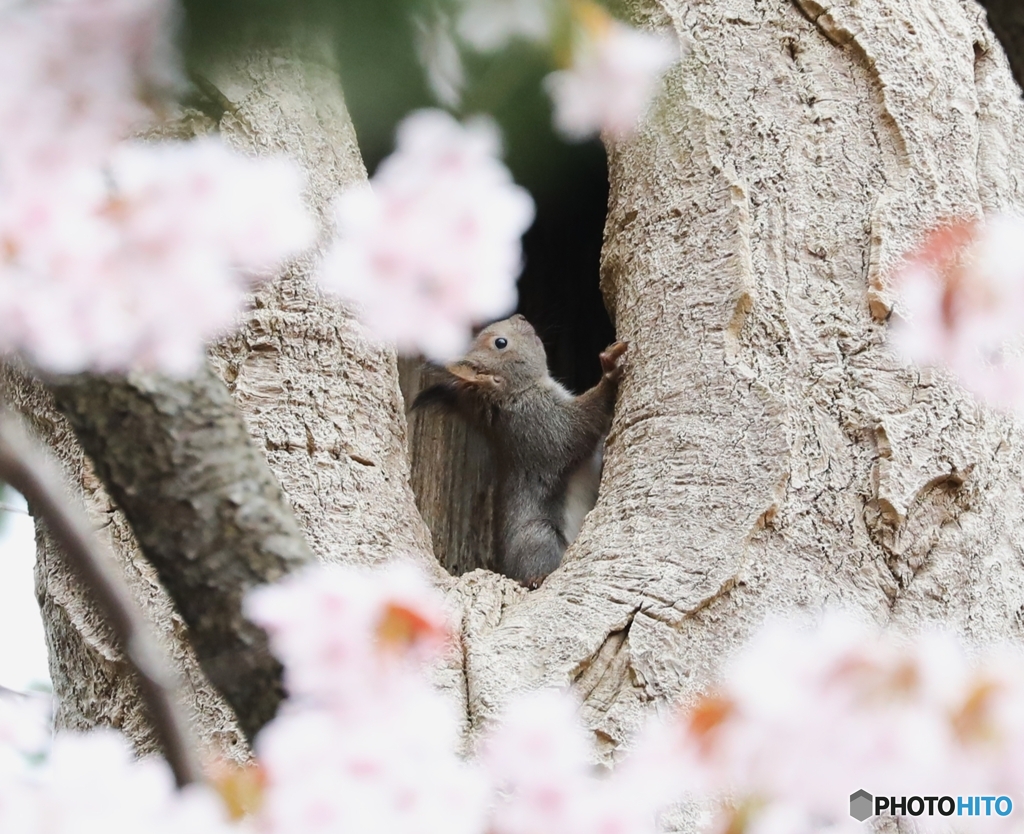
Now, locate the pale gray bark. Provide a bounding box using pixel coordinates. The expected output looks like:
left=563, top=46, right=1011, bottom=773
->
left=0, top=365, right=250, bottom=760
left=0, top=412, right=202, bottom=786
left=202, top=44, right=438, bottom=575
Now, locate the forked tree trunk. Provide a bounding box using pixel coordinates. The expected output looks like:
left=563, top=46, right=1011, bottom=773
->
left=5, top=0, right=1024, bottom=784
left=454, top=0, right=1024, bottom=751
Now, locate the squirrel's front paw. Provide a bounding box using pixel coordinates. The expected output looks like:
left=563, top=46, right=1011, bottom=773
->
left=600, top=341, right=628, bottom=380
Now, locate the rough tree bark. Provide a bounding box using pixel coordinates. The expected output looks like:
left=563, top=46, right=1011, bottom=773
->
left=48, top=368, right=315, bottom=742
left=7, top=0, right=1024, bottom=794
left=974, top=0, right=1024, bottom=92
left=453, top=0, right=1024, bottom=753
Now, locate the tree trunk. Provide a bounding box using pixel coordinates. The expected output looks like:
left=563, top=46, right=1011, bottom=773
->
left=452, top=0, right=1024, bottom=753
left=9, top=0, right=1024, bottom=787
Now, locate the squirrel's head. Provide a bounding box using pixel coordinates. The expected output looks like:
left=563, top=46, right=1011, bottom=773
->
left=446, top=314, right=548, bottom=393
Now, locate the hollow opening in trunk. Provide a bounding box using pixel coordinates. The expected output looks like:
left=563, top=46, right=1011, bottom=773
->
left=400, top=141, right=615, bottom=578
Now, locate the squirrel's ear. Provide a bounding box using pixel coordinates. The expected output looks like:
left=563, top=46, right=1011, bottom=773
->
left=448, top=362, right=503, bottom=390
left=447, top=362, right=476, bottom=383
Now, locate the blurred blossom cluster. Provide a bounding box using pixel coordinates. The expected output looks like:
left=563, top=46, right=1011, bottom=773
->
left=0, top=0, right=677, bottom=373
left=246, top=562, right=679, bottom=834
left=8, top=568, right=1024, bottom=834
left=246, top=563, right=487, bottom=834
left=544, top=6, right=680, bottom=141
left=423, top=0, right=681, bottom=141
left=0, top=689, right=233, bottom=833
left=673, top=616, right=1024, bottom=834
left=890, top=216, right=1024, bottom=412
left=482, top=690, right=683, bottom=834
left=0, top=564, right=683, bottom=834
left=319, top=110, right=532, bottom=360
left=0, top=0, right=314, bottom=375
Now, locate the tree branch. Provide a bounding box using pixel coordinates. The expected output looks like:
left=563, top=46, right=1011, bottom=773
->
left=48, top=364, right=315, bottom=742
left=0, top=411, right=203, bottom=787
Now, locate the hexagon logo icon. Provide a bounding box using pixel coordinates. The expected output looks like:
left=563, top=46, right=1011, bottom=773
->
left=850, top=790, right=873, bottom=822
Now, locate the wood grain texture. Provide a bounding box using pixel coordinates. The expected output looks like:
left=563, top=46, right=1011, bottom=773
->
left=400, top=357, right=499, bottom=577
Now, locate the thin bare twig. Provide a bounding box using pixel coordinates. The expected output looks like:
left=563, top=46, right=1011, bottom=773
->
left=0, top=410, right=203, bottom=788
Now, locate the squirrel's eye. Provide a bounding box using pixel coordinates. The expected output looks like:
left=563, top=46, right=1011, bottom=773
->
left=494, top=337, right=508, bottom=349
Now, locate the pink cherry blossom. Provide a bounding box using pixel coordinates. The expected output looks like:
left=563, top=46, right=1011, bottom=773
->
left=0, top=0, right=179, bottom=190
left=545, top=14, right=680, bottom=142
left=248, top=563, right=487, bottom=834
left=257, top=705, right=487, bottom=834
left=0, top=139, right=314, bottom=375
left=0, top=0, right=315, bottom=376
left=890, top=215, right=1024, bottom=413
left=668, top=615, right=1024, bottom=832
left=480, top=689, right=681, bottom=834
left=14, top=556, right=1024, bottom=834
left=245, top=561, right=450, bottom=711
left=318, top=109, right=533, bottom=360
left=0, top=729, right=236, bottom=834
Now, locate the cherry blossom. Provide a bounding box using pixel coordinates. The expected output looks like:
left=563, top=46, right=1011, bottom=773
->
left=670, top=615, right=1024, bottom=832
left=455, top=0, right=553, bottom=52
left=249, top=564, right=681, bottom=834
left=0, top=0, right=315, bottom=376
left=0, top=729, right=236, bottom=834
left=481, top=689, right=678, bottom=834
left=257, top=704, right=488, bottom=834
left=248, top=563, right=487, bottom=834
left=889, top=215, right=1024, bottom=412
left=10, top=558, right=1024, bottom=834
left=318, top=109, right=533, bottom=359
left=481, top=690, right=595, bottom=834
left=0, top=139, right=314, bottom=375
left=0, top=0, right=179, bottom=189
left=245, top=561, right=450, bottom=711
left=545, top=7, right=680, bottom=141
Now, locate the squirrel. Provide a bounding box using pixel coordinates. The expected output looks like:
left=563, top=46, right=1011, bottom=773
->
left=412, top=314, right=627, bottom=588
